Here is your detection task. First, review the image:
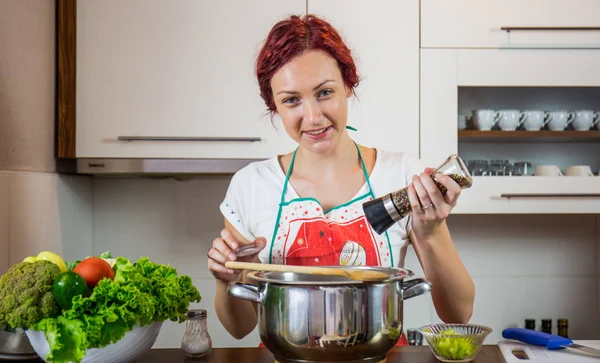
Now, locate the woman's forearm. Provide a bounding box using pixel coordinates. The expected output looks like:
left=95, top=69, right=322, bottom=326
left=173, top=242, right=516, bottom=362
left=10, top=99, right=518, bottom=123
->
left=214, top=277, right=258, bottom=340
left=410, top=222, right=475, bottom=323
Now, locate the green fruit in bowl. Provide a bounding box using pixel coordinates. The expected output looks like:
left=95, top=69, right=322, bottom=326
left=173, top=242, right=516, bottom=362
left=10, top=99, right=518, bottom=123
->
left=432, top=328, right=476, bottom=360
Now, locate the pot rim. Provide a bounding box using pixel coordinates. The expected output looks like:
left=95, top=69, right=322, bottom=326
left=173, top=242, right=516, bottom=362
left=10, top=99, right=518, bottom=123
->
left=247, top=266, right=414, bottom=285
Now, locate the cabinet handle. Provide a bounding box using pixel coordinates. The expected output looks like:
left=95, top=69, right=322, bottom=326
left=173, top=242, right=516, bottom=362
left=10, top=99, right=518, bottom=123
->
left=117, top=136, right=261, bottom=142
left=501, top=193, right=600, bottom=198
left=501, top=26, right=600, bottom=32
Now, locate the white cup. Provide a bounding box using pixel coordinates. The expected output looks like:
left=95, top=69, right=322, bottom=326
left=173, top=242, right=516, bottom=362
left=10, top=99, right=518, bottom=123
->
left=535, top=165, right=563, bottom=176
left=458, top=115, right=468, bottom=130
left=566, top=165, right=594, bottom=176
left=472, top=109, right=501, bottom=131
left=545, top=110, right=575, bottom=131
left=497, top=109, right=526, bottom=131
left=572, top=110, right=600, bottom=131
left=521, top=110, right=550, bottom=131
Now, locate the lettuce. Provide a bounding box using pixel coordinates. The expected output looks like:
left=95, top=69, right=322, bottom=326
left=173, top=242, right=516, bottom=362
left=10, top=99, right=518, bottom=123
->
left=33, top=316, right=87, bottom=363
left=32, top=256, right=201, bottom=363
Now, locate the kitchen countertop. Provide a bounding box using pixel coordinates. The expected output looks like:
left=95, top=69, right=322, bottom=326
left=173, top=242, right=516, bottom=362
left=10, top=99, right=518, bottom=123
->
left=0, top=346, right=506, bottom=362
left=142, top=346, right=505, bottom=362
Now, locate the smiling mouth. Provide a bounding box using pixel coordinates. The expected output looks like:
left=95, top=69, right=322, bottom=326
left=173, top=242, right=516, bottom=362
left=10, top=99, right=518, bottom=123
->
left=304, top=126, right=331, bottom=135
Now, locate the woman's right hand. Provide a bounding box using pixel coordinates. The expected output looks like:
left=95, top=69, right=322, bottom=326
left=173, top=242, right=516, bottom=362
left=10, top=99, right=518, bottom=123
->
left=207, top=228, right=266, bottom=283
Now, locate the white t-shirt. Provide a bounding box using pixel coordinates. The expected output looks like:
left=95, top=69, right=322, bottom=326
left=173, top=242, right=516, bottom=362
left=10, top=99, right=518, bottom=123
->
left=219, top=149, right=425, bottom=268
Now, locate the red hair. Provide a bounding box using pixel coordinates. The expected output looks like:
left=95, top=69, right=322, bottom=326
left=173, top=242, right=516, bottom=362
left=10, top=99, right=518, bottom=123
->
left=255, top=14, right=360, bottom=114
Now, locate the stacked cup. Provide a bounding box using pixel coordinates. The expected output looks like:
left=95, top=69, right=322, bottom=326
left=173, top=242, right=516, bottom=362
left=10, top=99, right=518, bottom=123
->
left=469, top=109, right=600, bottom=131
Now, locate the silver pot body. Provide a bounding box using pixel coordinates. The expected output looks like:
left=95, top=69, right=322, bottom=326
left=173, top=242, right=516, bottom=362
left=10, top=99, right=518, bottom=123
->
left=228, top=266, right=431, bottom=363
left=0, top=327, right=38, bottom=360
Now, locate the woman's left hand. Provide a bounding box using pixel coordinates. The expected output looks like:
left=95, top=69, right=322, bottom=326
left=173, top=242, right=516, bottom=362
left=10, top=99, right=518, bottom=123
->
left=407, top=168, right=462, bottom=238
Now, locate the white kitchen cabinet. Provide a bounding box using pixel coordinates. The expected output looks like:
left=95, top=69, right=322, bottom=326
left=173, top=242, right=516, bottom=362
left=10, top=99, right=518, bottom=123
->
left=455, top=177, right=600, bottom=214
left=307, top=0, right=420, bottom=157
left=421, top=48, right=600, bottom=213
left=421, top=0, right=600, bottom=49
left=74, top=0, right=305, bottom=159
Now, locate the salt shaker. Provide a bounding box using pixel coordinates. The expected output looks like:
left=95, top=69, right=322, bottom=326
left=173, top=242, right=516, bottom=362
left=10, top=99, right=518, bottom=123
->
left=363, top=154, right=473, bottom=234
left=181, top=309, right=212, bottom=358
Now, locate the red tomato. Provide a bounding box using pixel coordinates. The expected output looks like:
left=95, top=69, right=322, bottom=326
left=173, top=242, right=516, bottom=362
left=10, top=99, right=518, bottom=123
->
left=73, top=257, right=115, bottom=287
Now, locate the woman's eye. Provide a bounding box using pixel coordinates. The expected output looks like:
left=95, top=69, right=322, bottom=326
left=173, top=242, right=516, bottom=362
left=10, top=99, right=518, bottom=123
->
left=318, top=89, right=333, bottom=97
left=283, top=97, right=298, bottom=104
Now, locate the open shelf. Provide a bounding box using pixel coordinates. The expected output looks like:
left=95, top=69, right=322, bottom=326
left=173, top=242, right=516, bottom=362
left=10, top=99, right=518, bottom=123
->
left=458, top=130, right=600, bottom=142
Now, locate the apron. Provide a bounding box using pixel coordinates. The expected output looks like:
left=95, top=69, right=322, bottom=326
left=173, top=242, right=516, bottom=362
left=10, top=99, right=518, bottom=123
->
left=258, top=141, right=409, bottom=347
left=268, top=142, right=394, bottom=267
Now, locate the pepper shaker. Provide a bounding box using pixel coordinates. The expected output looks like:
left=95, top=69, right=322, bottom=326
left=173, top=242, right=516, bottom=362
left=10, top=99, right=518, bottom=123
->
left=363, top=154, right=473, bottom=234
left=181, top=309, right=212, bottom=358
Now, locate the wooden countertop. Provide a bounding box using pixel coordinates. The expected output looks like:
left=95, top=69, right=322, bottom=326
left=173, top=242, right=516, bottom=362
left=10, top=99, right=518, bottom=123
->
left=137, top=346, right=506, bottom=362
left=0, top=346, right=505, bottom=362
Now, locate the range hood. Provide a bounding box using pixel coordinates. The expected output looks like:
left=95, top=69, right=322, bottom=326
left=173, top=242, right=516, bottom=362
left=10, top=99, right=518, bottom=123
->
left=56, top=158, right=263, bottom=176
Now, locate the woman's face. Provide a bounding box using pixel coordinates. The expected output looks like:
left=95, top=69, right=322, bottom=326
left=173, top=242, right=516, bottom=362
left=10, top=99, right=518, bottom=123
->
left=270, top=50, right=352, bottom=154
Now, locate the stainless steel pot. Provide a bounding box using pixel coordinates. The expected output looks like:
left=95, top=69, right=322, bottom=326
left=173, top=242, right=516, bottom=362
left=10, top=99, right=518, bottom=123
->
left=228, top=266, right=431, bottom=363
left=0, top=327, right=39, bottom=361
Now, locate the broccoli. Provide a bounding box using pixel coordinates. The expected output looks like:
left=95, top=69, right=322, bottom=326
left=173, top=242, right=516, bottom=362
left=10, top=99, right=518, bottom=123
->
left=0, top=260, right=61, bottom=329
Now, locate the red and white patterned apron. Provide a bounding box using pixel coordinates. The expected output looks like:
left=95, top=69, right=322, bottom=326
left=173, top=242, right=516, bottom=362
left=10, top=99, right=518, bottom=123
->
left=263, top=142, right=408, bottom=346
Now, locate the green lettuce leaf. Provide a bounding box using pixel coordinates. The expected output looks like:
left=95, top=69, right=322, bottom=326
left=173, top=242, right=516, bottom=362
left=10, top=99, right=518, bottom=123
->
left=66, top=260, right=81, bottom=271
left=132, top=257, right=201, bottom=323
left=33, top=316, right=87, bottom=363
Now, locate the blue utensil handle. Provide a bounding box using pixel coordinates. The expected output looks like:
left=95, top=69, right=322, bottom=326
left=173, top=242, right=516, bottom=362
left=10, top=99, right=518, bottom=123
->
left=502, top=328, right=573, bottom=350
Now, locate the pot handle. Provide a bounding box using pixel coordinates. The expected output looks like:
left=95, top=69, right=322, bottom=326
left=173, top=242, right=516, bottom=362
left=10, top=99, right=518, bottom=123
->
left=227, top=282, right=263, bottom=304
left=401, top=278, right=432, bottom=300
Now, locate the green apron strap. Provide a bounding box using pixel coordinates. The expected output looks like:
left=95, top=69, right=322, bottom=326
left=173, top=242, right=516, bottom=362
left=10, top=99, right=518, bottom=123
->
left=354, top=142, right=374, bottom=194
left=279, top=149, right=297, bottom=204
left=270, top=149, right=297, bottom=263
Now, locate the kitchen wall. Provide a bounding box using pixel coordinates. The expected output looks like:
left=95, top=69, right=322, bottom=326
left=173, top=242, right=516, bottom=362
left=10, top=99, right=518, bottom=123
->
left=0, top=0, right=94, bottom=274
left=92, top=176, right=600, bottom=347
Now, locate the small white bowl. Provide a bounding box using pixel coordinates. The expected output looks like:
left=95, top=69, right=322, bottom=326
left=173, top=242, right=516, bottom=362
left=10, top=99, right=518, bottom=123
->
left=26, top=322, right=163, bottom=363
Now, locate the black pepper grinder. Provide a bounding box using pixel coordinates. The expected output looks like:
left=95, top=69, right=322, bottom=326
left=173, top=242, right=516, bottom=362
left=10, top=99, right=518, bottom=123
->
left=363, top=154, right=473, bottom=234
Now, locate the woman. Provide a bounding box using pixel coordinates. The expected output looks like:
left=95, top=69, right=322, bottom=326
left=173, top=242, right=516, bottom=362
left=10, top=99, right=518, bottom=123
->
left=207, top=14, right=475, bottom=342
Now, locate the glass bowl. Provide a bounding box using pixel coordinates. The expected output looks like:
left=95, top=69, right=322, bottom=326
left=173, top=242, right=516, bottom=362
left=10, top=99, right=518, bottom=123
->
left=418, top=323, right=492, bottom=362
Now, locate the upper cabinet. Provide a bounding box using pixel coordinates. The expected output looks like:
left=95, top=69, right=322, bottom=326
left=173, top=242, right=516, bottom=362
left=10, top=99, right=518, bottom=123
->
left=58, top=0, right=305, bottom=159
left=421, top=0, right=600, bottom=215
left=58, top=0, right=420, bottom=161
left=421, top=49, right=600, bottom=214
left=307, top=0, right=420, bottom=157
left=421, top=0, right=600, bottom=49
